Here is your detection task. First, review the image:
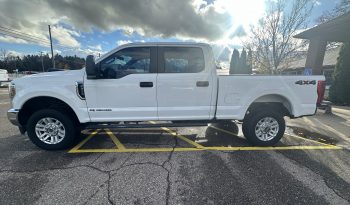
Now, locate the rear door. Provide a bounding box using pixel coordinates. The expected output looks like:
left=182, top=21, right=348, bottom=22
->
left=156, top=46, right=213, bottom=120
left=84, top=46, right=158, bottom=122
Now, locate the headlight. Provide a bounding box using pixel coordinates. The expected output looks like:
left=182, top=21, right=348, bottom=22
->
left=9, top=83, right=16, bottom=99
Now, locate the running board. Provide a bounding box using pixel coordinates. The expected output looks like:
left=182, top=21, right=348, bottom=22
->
left=83, top=122, right=209, bottom=129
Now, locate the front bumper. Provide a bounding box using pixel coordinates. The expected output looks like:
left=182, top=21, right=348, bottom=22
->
left=7, top=108, right=20, bottom=126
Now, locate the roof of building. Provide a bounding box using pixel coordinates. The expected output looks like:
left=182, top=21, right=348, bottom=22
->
left=294, top=12, right=350, bottom=42
left=280, top=46, right=340, bottom=70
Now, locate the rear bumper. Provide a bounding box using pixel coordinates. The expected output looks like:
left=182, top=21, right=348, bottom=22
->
left=7, top=108, right=20, bottom=126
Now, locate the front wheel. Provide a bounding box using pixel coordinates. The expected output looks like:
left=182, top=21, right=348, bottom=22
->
left=27, top=109, right=77, bottom=150
left=242, top=109, right=285, bottom=146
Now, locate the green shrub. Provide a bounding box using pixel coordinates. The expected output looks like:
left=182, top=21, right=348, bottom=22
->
left=329, top=43, right=350, bottom=105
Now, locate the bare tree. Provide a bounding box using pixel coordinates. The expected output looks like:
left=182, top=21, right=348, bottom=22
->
left=0, top=48, right=9, bottom=61
left=318, top=0, right=350, bottom=23
left=245, top=0, right=313, bottom=74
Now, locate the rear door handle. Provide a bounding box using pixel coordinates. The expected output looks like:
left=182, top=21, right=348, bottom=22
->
left=140, top=82, right=153, bottom=88
left=196, top=81, right=209, bottom=87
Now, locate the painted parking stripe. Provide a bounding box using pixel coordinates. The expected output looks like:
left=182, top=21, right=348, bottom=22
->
left=69, top=145, right=341, bottom=153
left=149, top=121, right=205, bottom=149
left=69, top=129, right=101, bottom=153
left=104, top=128, right=126, bottom=150
left=283, top=133, right=340, bottom=148
left=160, top=126, right=205, bottom=149
left=68, top=126, right=343, bottom=154
left=210, top=125, right=341, bottom=149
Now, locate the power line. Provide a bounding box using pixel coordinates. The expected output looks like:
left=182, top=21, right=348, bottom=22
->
left=0, top=26, right=77, bottom=49
left=0, top=26, right=50, bottom=43
left=0, top=29, right=51, bottom=46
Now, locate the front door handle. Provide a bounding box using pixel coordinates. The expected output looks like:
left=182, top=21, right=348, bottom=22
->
left=140, top=82, right=153, bottom=88
left=196, top=81, right=209, bottom=87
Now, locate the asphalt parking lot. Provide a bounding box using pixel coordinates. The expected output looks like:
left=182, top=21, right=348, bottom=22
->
left=0, top=88, right=349, bottom=205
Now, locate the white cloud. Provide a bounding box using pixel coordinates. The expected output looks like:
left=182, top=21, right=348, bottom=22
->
left=51, top=26, right=80, bottom=48
left=116, top=40, right=132, bottom=46
left=0, top=0, right=234, bottom=42
left=0, top=0, right=267, bottom=53
left=88, top=44, right=102, bottom=51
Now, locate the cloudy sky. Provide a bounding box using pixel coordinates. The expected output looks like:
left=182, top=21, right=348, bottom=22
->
left=0, top=0, right=340, bottom=58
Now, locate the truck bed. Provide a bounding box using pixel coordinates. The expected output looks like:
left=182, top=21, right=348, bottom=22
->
left=215, top=75, right=325, bottom=120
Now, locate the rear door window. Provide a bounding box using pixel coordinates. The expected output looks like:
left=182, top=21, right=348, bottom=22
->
left=160, top=47, right=205, bottom=73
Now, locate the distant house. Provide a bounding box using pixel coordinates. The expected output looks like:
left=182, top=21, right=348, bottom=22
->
left=280, top=46, right=340, bottom=86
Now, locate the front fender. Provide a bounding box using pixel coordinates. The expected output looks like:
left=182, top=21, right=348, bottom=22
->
left=13, top=89, right=90, bottom=123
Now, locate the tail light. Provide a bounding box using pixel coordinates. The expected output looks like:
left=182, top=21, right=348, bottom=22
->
left=316, top=80, right=326, bottom=106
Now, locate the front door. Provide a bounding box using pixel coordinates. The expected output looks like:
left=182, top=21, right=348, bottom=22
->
left=84, top=46, right=158, bottom=122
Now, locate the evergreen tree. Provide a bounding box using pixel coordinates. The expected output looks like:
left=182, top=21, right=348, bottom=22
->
left=247, top=49, right=253, bottom=74
left=240, top=49, right=247, bottom=74
left=229, top=49, right=240, bottom=74
left=329, top=42, right=350, bottom=105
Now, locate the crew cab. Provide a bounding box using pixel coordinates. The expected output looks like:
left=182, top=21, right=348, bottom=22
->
left=7, top=42, right=324, bottom=150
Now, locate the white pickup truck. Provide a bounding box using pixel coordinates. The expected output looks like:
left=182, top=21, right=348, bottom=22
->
left=7, top=42, right=324, bottom=150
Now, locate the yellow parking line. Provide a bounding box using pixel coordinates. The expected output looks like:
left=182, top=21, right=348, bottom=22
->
left=68, top=125, right=342, bottom=154
left=284, top=133, right=340, bottom=148
left=104, top=128, right=126, bottom=150
left=211, top=125, right=341, bottom=148
left=149, top=121, right=205, bottom=149
left=161, top=127, right=205, bottom=149
left=69, top=147, right=202, bottom=153
left=205, top=145, right=341, bottom=151
left=68, top=129, right=100, bottom=153
left=68, top=145, right=341, bottom=153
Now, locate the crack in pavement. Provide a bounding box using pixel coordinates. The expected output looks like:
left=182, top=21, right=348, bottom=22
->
left=163, top=134, right=178, bottom=205
left=104, top=131, right=179, bottom=205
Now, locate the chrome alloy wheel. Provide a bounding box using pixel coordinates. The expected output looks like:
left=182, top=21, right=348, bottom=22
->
left=35, top=117, right=66, bottom=144
left=254, top=117, right=279, bottom=141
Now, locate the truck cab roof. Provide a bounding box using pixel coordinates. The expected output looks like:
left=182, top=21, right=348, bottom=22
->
left=97, top=42, right=211, bottom=63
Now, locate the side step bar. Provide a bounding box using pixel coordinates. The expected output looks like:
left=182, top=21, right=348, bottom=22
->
left=83, top=122, right=210, bottom=129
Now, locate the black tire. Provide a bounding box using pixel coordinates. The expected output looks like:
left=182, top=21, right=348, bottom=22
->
left=242, top=108, right=285, bottom=146
left=26, top=109, right=76, bottom=150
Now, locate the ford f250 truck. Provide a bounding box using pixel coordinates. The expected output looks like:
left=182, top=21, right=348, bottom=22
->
left=7, top=42, right=324, bottom=150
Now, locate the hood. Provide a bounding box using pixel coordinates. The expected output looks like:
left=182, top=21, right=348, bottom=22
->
left=12, top=69, right=84, bottom=86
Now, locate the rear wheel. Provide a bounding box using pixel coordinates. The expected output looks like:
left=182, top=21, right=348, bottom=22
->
left=27, top=109, right=76, bottom=150
left=242, top=109, right=285, bottom=146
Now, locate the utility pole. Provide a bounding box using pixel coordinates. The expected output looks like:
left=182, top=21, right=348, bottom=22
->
left=40, top=51, right=45, bottom=72
left=48, top=25, right=55, bottom=68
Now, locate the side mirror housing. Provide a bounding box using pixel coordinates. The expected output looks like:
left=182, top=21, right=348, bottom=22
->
left=86, top=55, right=98, bottom=79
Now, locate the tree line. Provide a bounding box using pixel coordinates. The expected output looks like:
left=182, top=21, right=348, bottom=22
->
left=0, top=49, right=85, bottom=73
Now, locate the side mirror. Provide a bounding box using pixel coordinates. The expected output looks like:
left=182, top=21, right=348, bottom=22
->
left=86, top=55, right=98, bottom=79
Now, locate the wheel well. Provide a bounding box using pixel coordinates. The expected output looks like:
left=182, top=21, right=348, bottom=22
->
left=246, top=94, right=293, bottom=117
left=18, top=96, right=80, bottom=127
